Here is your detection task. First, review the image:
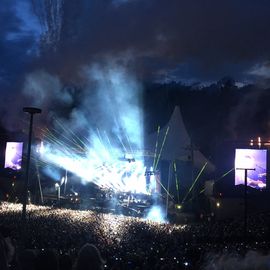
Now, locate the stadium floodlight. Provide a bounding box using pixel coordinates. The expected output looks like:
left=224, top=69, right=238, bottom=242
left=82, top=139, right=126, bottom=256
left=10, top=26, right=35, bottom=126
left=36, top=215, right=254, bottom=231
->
left=23, top=107, right=42, bottom=114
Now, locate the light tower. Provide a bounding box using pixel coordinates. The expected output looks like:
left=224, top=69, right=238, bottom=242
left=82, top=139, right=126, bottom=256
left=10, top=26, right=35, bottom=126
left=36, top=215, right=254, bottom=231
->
left=22, top=107, right=41, bottom=226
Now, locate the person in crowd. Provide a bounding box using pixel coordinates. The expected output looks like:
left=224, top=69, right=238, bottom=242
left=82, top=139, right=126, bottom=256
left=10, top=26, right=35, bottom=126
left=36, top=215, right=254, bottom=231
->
left=16, top=249, right=37, bottom=270
left=75, top=243, right=105, bottom=270
left=0, top=225, right=16, bottom=270
left=0, top=233, right=9, bottom=270
left=203, top=250, right=270, bottom=270
left=59, top=253, right=73, bottom=270
left=35, top=249, right=59, bottom=270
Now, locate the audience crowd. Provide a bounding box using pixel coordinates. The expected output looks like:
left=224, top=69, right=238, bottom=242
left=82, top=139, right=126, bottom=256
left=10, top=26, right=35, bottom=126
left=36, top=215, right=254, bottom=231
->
left=1, top=201, right=270, bottom=269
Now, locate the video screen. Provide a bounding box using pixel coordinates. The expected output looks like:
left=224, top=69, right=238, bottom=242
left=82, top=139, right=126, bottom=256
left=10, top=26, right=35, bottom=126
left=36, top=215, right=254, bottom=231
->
left=235, top=149, right=267, bottom=189
left=4, top=142, right=23, bottom=170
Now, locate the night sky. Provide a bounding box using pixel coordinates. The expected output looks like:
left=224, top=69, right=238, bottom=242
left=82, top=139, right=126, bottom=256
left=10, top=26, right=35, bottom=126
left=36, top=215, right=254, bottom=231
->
left=1, top=0, right=270, bottom=200
left=1, top=0, right=270, bottom=133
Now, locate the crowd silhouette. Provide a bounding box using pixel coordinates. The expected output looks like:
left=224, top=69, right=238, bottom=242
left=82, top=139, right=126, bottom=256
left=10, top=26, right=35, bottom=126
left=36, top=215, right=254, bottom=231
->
left=1, top=201, right=270, bottom=269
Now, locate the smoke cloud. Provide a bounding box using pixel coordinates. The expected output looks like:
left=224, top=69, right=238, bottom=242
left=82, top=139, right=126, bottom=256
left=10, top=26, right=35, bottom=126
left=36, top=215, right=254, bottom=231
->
left=21, top=60, right=147, bottom=191
left=23, top=70, right=73, bottom=107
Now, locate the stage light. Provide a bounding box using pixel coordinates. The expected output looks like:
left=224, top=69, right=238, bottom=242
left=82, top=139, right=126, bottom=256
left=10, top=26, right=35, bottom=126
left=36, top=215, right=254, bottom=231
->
left=175, top=204, right=182, bottom=210
left=216, top=202, right=220, bottom=208
left=258, top=137, right=261, bottom=148
left=145, top=170, right=155, bottom=176
left=124, top=153, right=135, bottom=162
left=146, top=205, right=166, bottom=223
left=36, top=141, right=45, bottom=154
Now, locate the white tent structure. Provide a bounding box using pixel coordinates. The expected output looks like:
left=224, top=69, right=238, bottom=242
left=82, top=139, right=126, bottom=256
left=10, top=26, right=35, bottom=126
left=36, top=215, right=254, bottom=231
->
left=145, top=106, right=215, bottom=189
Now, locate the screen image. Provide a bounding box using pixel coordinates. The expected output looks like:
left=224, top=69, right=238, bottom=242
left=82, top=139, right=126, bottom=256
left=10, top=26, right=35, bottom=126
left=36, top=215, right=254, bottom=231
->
left=235, top=149, right=267, bottom=189
left=4, top=142, right=23, bottom=170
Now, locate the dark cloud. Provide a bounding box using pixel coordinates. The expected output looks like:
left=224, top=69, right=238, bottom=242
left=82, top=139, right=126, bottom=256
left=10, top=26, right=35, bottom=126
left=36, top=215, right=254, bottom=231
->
left=0, top=0, right=38, bottom=90
left=0, top=0, right=40, bottom=130
left=2, top=0, right=270, bottom=84
left=1, top=0, right=270, bottom=132
left=27, top=0, right=270, bottom=83
left=1, top=0, right=270, bottom=100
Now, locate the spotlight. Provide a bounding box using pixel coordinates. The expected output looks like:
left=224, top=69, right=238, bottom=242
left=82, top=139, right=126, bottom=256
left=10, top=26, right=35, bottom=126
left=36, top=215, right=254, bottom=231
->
left=144, top=170, right=155, bottom=176
left=124, top=153, right=135, bottom=163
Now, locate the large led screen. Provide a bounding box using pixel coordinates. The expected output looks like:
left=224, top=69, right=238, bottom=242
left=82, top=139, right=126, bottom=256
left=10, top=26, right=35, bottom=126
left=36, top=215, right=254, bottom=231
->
left=235, top=149, right=267, bottom=189
left=4, top=142, right=23, bottom=170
